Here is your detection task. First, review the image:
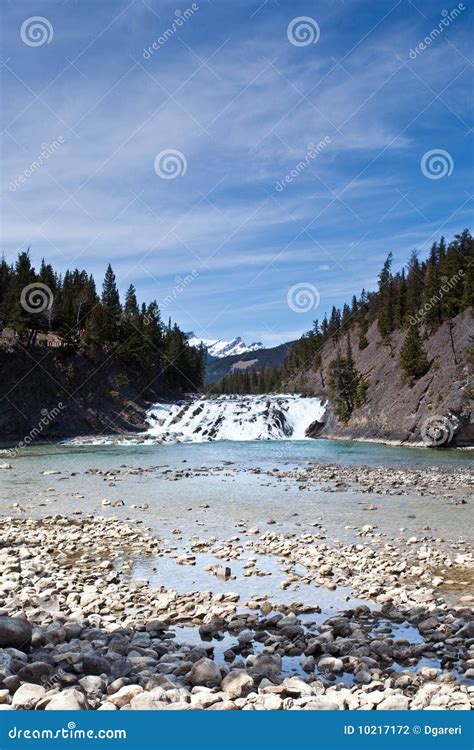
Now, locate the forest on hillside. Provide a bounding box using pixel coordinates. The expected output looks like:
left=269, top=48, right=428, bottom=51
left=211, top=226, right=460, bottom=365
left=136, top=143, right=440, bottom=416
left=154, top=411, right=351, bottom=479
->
left=0, top=252, right=206, bottom=392
left=209, top=229, right=474, bottom=420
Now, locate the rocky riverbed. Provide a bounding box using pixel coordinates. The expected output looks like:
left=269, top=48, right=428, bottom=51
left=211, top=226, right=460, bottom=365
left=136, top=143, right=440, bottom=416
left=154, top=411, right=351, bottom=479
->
left=0, top=507, right=473, bottom=711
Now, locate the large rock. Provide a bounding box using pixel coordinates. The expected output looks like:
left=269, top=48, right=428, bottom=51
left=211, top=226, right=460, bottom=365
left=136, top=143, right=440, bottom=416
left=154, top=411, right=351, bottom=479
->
left=317, top=656, right=344, bottom=675
left=45, top=689, right=88, bottom=710
left=108, top=685, right=143, bottom=708
left=11, top=683, right=46, bottom=709
left=0, top=617, right=32, bottom=650
left=305, top=420, right=326, bottom=438
left=377, top=695, right=409, bottom=710
left=17, top=662, right=53, bottom=684
left=79, top=676, right=105, bottom=696
left=456, top=622, right=474, bottom=639
left=221, top=671, right=254, bottom=698
left=304, top=699, right=340, bottom=710
left=252, top=653, right=281, bottom=679
left=130, top=690, right=168, bottom=710
left=81, top=654, right=111, bottom=676
left=188, top=658, right=221, bottom=688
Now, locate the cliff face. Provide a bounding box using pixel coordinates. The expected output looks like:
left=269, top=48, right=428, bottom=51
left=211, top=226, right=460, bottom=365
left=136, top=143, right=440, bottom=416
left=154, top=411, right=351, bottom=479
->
left=0, top=349, right=177, bottom=445
left=286, top=309, right=473, bottom=447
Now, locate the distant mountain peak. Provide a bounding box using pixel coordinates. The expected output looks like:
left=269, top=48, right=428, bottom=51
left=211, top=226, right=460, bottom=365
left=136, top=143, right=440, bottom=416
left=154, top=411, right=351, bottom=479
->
left=186, top=332, right=264, bottom=359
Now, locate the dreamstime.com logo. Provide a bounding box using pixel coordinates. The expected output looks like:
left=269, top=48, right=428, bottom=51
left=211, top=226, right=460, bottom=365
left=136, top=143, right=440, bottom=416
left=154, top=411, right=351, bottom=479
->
left=420, top=149, right=454, bottom=180
left=275, top=137, right=332, bottom=192
left=4, top=403, right=65, bottom=458
left=287, top=283, right=320, bottom=313
left=8, top=724, right=127, bottom=741
left=143, top=270, right=199, bottom=323
left=143, top=4, right=199, bottom=58
left=409, top=270, right=464, bottom=326
left=20, top=16, right=54, bottom=46
left=20, top=283, right=54, bottom=313
left=154, top=149, right=187, bottom=179
left=421, top=414, right=456, bottom=446
left=9, top=137, right=65, bottom=192
left=287, top=16, right=320, bottom=47
left=409, top=4, right=466, bottom=59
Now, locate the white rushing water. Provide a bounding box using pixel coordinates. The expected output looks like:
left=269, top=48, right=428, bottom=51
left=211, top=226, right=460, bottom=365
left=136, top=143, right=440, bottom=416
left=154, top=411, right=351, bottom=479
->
left=146, top=394, right=326, bottom=443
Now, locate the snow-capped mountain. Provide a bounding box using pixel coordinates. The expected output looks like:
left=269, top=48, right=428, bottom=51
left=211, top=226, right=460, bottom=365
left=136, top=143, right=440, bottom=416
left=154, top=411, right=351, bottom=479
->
left=186, top=332, right=264, bottom=359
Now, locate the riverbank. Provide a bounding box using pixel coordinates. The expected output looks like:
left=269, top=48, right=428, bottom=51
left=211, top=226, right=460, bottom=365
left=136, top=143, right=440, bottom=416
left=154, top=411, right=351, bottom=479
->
left=0, top=447, right=473, bottom=711
left=0, top=512, right=472, bottom=710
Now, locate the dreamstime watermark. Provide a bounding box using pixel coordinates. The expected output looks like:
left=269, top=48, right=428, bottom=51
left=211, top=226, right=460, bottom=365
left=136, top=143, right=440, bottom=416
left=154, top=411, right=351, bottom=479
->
left=5, top=403, right=65, bottom=458
left=40, top=668, right=66, bottom=690
left=154, top=149, right=187, bottom=179
left=275, top=137, right=331, bottom=192
left=409, top=4, right=466, bottom=59
left=20, top=16, right=54, bottom=46
left=287, top=283, right=320, bottom=313
left=9, top=137, right=65, bottom=192
left=421, top=414, right=456, bottom=446
left=20, top=282, right=54, bottom=313
left=420, top=149, right=454, bottom=180
left=287, top=16, right=320, bottom=47
left=143, top=270, right=199, bottom=323
left=143, top=4, right=199, bottom=58
left=409, top=270, right=465, bottom=326
left=8, top=725, right=127, bottom=741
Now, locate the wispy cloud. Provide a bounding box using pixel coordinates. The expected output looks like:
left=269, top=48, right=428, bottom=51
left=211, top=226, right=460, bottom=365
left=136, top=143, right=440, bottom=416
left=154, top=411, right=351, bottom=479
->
left=1, top=0, right=472, bottom=344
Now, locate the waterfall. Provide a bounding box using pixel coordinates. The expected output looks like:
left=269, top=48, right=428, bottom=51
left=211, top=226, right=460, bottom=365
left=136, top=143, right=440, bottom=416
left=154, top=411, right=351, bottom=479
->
left=146, top=394, right=325, bottom=443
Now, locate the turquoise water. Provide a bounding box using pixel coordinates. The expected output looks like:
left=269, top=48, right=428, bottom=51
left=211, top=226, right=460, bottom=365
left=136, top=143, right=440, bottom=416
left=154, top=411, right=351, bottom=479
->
left=2, top=436, right=473, bottom=470
left=1, top=438, right=472, bottom=547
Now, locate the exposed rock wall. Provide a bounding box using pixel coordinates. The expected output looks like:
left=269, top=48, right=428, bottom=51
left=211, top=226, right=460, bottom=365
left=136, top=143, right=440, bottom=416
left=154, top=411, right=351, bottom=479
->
left=0, top=348, right=177, bottom=444
left=286, top=310, right=473, bottom=447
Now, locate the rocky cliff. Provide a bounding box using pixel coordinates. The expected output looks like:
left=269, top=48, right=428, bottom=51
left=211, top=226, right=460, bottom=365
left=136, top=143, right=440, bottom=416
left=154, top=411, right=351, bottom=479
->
left=0, top=348, right=178, bottom=445
left=286, top=309, right=473, bottom=447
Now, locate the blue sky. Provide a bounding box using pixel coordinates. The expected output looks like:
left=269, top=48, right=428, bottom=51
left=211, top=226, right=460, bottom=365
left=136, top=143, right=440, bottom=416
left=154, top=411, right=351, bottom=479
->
left=1, top=0, right=473, bottom=346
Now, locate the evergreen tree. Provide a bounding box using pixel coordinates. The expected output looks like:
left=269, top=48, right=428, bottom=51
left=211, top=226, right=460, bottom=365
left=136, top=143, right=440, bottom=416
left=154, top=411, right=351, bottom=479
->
left=405, top=250, right=424, bottom=324
left=377, top=252, right=394, bottom=341
left=358, top=313, right=369, bottom=350
left=100, top=264, right=122, bottom=345
left=399, top=325, right=430, bottom=383
left=6, top=250, right=37, bottom=343
left=327, top=338, right=361, bottom=422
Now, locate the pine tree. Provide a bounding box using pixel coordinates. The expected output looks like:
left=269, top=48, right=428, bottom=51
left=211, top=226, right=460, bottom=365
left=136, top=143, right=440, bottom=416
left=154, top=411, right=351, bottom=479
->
left=394, top=269, right=407, bottom=328
left=399, top=325, right=430, bottom=383
left=0, top=255, right=11, bottom=325
left=327, top=338, right=361, bottom=422
left=100, top=264, right=122, bottom=345
left=377, top=252, right=394, bottom=341
left=358, top=312, right=369, bottom=350
left=6, top=250, right=37, bottom=343
left=118, top=285, right=145, bottom=362
left=405, top=250, right=424, bottom=324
